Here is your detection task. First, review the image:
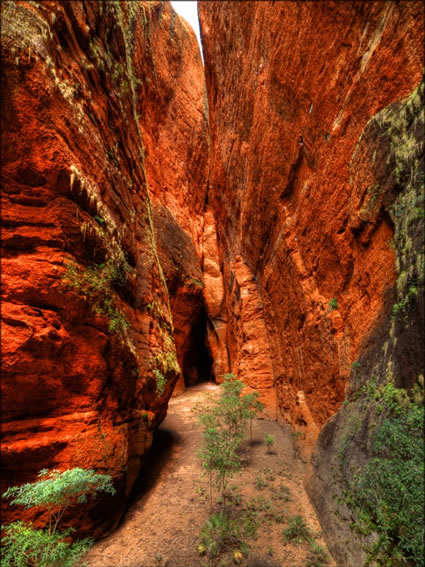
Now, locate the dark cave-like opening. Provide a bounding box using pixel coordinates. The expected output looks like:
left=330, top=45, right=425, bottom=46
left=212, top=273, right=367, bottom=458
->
left=182, top=302, right=214, bottom=386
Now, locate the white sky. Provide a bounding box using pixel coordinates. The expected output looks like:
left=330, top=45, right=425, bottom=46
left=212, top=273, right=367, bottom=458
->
left=170, top=1, right=202, bottom=53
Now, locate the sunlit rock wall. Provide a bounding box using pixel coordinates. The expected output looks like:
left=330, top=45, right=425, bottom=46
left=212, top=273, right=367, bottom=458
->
left=0, top=0, right=210, bottom=536
left=199, top=0, right=423, bottom=438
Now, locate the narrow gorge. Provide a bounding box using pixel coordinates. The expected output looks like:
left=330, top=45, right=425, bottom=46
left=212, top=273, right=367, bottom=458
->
left=1, top=2, right=424, bottom=567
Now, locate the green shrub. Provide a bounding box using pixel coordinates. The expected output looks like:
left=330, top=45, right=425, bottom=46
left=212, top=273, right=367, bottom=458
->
left=153, top=551, right=168, bottom=567
left=198, top=512, right=242, bottom=558
left=271, top=483, right=290, bottom=502
left=198, top=511, right=252, bottom=561
left=282, top=515, right=313, bottom=545
left=306, top=541, right=329, bottom=567
left=1, top=522, right=92, bottom=567
left=348, top=401, right=424, bottom=565
left=1, top=468, right=116, bottom=567
left=3, top=468, right=116, bottom=522
left=264, top=434, right=275, bottom=453
left=241, top=507, right=260, bottom=539
left=328, top=298, right=338, bottom=311
left=198, top=375, right=257, bottom=508
left=254, top=474, right=268, bottom=491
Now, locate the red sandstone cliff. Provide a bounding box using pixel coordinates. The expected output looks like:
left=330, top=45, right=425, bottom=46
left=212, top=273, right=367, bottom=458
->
left=134, top=2, right=228, bottom=395
left=199, top=2, right=424, bottom=563
left=2, top=0, right=423, bottom=561
left=0, top=0, right=209, bottom=536
left=199, top=0, right=424, bottom=441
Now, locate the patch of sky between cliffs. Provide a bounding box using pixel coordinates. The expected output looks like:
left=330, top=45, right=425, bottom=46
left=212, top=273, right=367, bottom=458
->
left=170, top=1, right=204, bottom=63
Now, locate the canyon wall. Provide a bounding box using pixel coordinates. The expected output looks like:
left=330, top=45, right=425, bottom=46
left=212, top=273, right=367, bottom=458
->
left=198, top=0, right=424, bottom=443
left=308, top=78, right=425, bottom=567
left=1, top=0, right=423, bottom=561
left=0, top=0, right=213, bottom=536
left=199, top=1, right=424, bottom=563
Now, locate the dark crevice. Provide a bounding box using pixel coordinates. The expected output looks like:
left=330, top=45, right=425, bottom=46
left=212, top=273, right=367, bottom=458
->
left=337, top=217, right=349, bottom=234
left=279, top=145, right=304, bottom=200
left=27, top=303, right=61, bottom=313
left=182, top=302, right=214, bottom=386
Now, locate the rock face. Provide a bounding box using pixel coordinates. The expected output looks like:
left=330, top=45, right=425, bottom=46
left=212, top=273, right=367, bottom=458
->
left=226, top=256, right=277, bottom=418
left=0, top=0, right=209, bottom=536
left=199, top=1, right=424, bottom=562
left=133, top=1, right=210, bottom=396
left=307, top=79, right=425, bottom=567
left=198, top=0, right=424, bottom=436
left=2, top=0, right=423, bottom=561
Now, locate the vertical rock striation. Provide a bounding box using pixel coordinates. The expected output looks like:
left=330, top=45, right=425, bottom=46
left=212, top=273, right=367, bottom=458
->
left=199, top=1, right=424, bottom=562
left=307, top=78, right=424, bottom=567
left=131, top=1, right=210, bottom=395
left=199, top=0, right=423, bottom=436
left=2, top=0, right=423, bottom=559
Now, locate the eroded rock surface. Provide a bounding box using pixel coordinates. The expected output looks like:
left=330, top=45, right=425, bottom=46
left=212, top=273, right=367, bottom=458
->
left=2, top=1, right=423, bottom=562
left=0, top=0, right=208, bottom=536
left=199, top=0, right=424, bottom=435
left=307, top=78, right=425, bottom=567
left=199, top=1, right=424, bottom=562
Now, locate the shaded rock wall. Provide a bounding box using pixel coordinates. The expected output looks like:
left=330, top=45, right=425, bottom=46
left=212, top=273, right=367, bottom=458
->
left=126, top=2, right=229, bottom=394
left=307, top=78, right=424, bottom=567
left=132, top=1, right=210, bottom=395
left=0, top=0, right=210, bottom=536
left=199, top=1, right=424, bottom=562
left=199, top=0, right=424, bottom=438
left=199, top=208, right=229, bottom=380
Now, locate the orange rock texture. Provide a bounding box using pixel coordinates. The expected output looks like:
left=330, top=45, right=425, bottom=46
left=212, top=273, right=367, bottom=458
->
left=2, top=0, right=423, bottom=557
left=0, top=0, right=209, bottom=535
left=199, top=0, right=424, bottom=442
left=134, top=1, right=209, bottom=396
left=307, top=76, right=425, bottom=566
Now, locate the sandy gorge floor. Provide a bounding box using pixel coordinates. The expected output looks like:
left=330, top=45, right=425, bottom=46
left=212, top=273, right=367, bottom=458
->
left=85, top=383, right=334, bottom=567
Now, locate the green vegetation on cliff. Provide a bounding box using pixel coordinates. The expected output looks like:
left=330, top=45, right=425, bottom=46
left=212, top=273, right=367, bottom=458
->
left=64, top=258, right=131, bottom=335
left=1, top=469, right=116, bottom=567
left=333, top=79, right=425, bottom=566
left=341, top=383, right=424, bottom=565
